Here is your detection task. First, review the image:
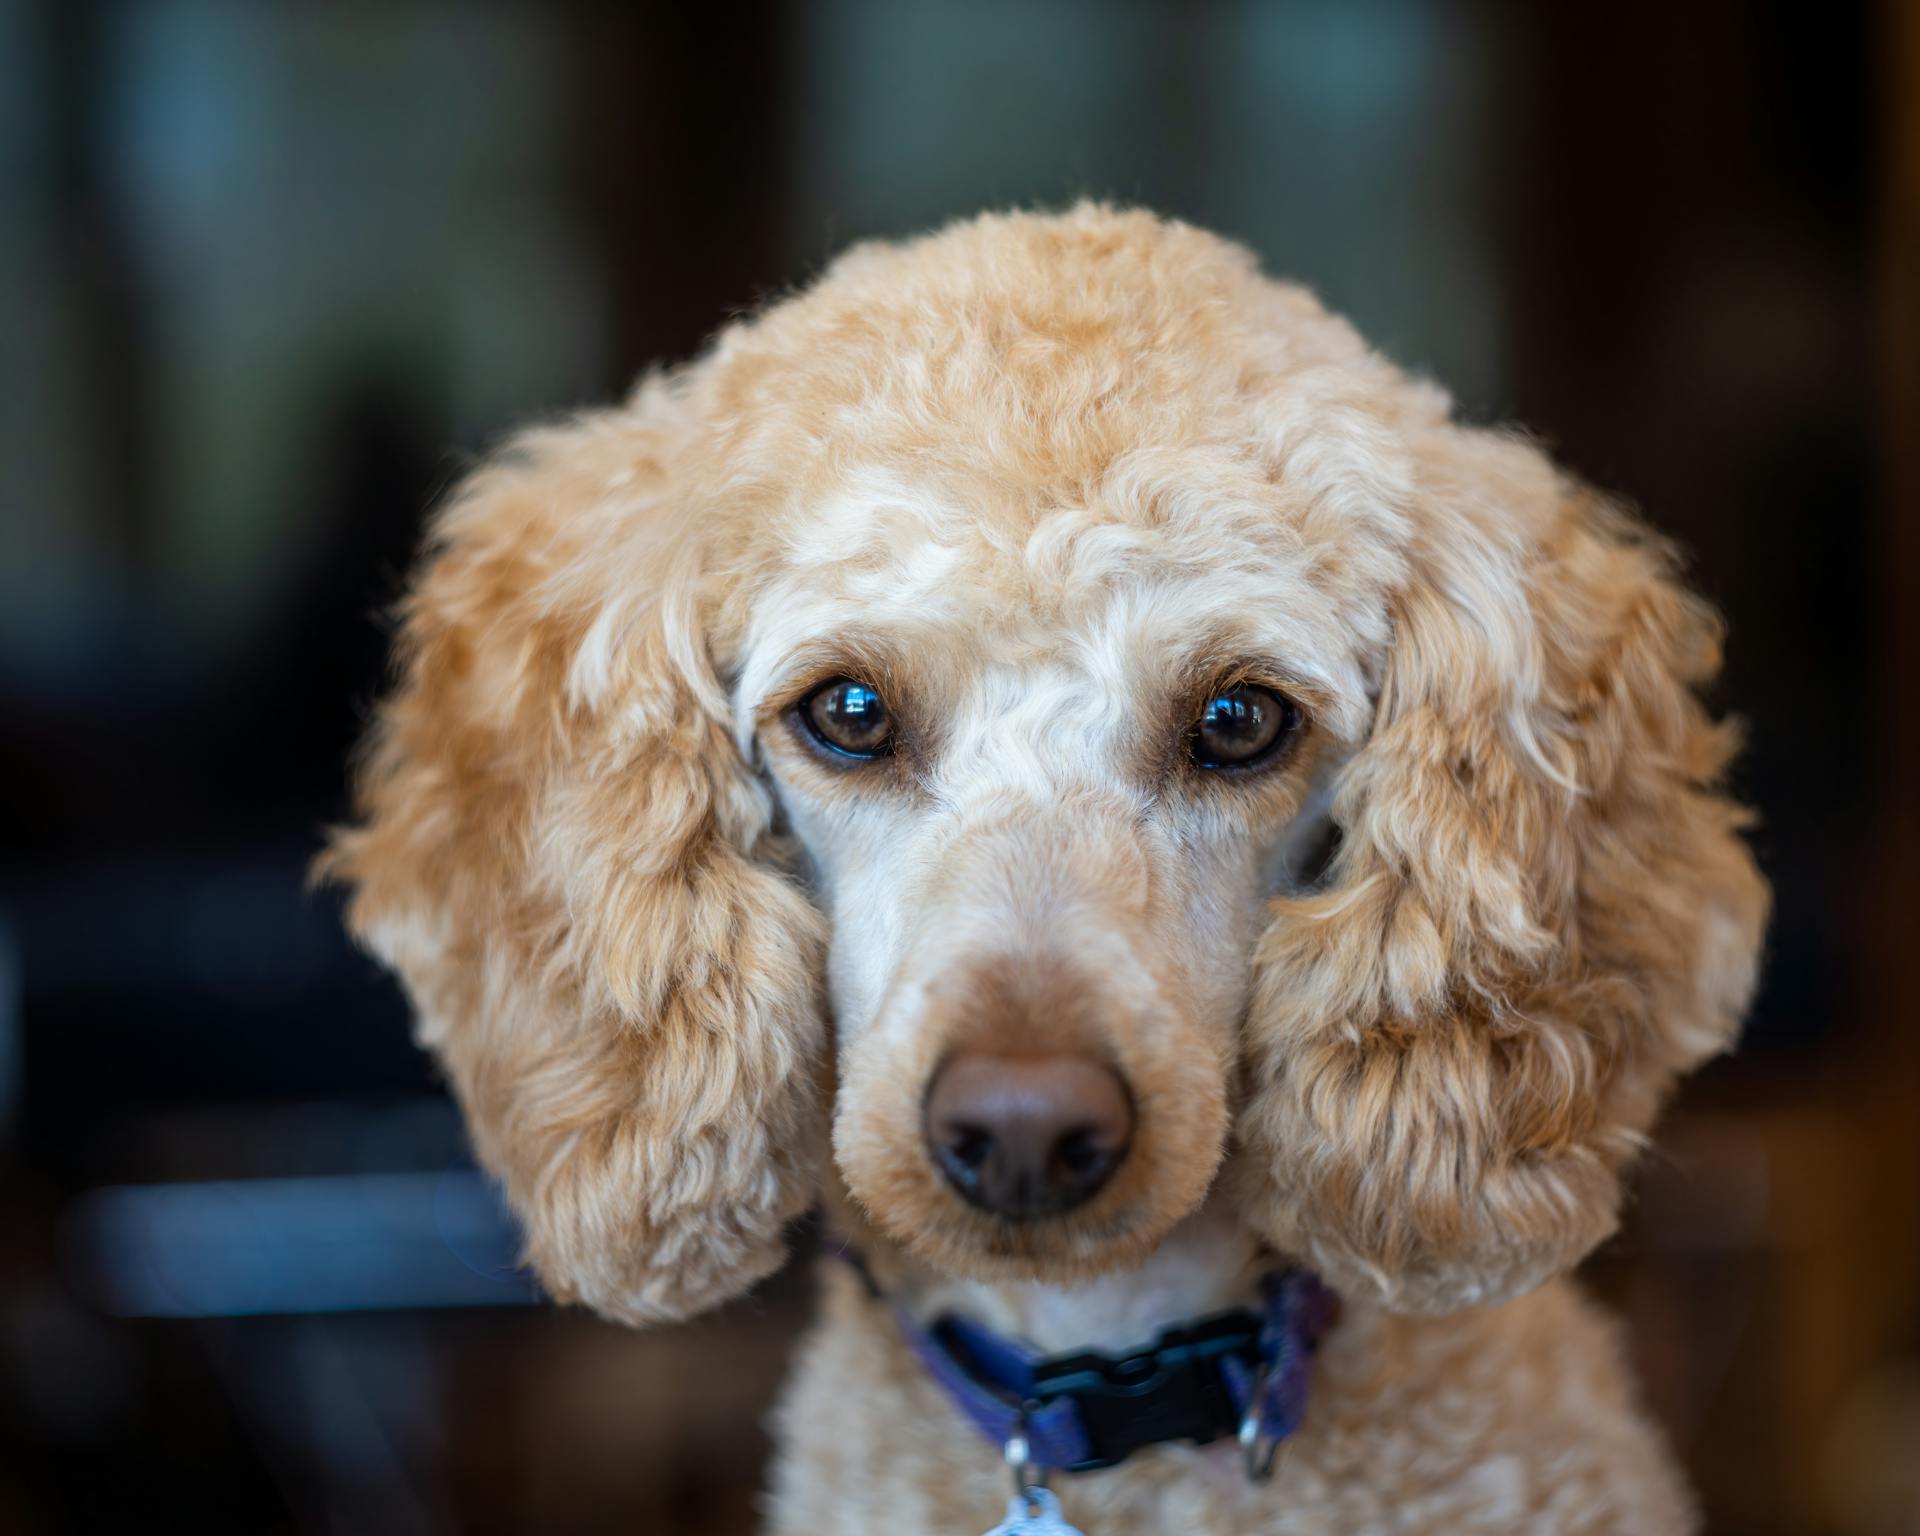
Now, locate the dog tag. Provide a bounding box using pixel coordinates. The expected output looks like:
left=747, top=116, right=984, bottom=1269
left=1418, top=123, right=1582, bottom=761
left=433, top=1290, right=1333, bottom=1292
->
left=981, top=1487, right=1085, bottom=1536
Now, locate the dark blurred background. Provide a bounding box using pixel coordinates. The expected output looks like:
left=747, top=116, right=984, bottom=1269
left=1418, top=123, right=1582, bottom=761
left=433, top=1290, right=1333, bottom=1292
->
left=2, top=1, right=1916, bottom=1531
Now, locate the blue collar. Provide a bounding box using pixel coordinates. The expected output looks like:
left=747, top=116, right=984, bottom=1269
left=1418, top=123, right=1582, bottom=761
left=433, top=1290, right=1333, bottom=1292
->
left=845, top=1250, right=1335, bottom=1479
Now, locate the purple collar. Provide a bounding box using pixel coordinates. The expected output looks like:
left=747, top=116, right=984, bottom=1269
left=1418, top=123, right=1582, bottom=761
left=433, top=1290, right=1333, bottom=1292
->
left=858, top=1258, right=1335, bottom=1479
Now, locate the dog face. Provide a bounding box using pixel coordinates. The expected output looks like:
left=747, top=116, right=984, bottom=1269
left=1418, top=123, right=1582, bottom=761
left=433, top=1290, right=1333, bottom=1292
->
left=325, top=207, right=1768, bottom=1323
left=741, top=456, right=1382, bottom=1283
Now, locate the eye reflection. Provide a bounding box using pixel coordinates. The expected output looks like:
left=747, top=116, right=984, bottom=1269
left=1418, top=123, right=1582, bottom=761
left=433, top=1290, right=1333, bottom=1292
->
left=1190, top=684, right=1299, bottom=770
left=800, top=677, right=894, bottom=759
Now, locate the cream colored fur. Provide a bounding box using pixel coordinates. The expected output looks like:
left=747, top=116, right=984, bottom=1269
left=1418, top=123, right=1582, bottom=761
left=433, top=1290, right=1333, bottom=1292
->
left=323, top=206, right=1769, bottom=1533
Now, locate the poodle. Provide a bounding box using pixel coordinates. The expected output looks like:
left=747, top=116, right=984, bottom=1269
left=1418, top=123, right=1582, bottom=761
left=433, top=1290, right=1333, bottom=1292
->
left=324, top=206, right=1769, bottom=1534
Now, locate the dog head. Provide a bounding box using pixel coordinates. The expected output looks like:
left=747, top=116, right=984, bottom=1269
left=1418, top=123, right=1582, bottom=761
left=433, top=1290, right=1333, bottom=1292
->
left=324, top=206, right=1767, bottom=1323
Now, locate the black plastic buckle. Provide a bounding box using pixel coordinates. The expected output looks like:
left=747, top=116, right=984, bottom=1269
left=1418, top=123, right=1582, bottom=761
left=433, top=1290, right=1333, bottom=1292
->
left=1025, top=1306, right=1264, bottom=1472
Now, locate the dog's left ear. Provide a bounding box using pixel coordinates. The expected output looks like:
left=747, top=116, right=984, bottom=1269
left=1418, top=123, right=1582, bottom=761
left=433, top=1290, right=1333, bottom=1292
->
left=319, top=392, right=828, bottom=1326
left=1239, top=425, right=1770, bottom=1313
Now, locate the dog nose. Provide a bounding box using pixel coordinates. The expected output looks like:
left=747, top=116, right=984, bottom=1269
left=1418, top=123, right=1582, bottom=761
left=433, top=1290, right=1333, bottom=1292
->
left=923, top=1054, right=1133, bottom=1219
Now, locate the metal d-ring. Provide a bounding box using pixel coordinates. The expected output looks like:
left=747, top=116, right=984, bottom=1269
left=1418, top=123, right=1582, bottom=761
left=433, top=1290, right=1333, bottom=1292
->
left=1005, top=1409, right=1050, bottom=1503
left=1239, top=1364, right=1283, bottom=1482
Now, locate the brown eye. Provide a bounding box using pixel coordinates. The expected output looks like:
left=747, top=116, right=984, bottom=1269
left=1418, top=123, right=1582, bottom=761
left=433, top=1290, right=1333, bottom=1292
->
left=1191, top=684, right=1299, bottom=770
left=800, top=677, right=893, bottom=759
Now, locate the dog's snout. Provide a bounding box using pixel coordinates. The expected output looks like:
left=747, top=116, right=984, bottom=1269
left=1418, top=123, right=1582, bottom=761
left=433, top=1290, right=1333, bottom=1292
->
left=923, top=1054, right=1133, bottom=1219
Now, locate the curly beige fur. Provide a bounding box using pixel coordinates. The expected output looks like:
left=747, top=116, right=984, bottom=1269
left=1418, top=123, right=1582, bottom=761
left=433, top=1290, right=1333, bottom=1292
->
left=323, top=205, right=1769, bottom=1532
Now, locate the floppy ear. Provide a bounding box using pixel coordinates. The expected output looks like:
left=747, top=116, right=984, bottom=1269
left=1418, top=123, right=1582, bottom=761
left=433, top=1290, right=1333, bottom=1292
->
left=1239, top=425, right=1769, bottom=1313
left=319, top=388, right=828, bottom=1326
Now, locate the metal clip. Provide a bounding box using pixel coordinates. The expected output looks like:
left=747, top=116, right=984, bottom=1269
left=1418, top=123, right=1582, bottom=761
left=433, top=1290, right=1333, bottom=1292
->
left=1238, top=1364, right=1282, bottom=1482
left=1004, top=1409, right=1048, bottom=1502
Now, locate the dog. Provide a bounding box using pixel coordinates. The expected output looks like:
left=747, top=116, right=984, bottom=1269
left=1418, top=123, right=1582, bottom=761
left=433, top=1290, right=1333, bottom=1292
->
left=324, top=205, right=1768, bottom=1534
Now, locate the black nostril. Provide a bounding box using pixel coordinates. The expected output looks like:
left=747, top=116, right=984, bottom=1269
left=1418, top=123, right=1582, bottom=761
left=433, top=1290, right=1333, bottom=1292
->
left=1053, top=1127, right=1101, bottom=1177
left=948, top=1125, right=994, bottom=1171
left=933, top=1123, right=996, bottom=1196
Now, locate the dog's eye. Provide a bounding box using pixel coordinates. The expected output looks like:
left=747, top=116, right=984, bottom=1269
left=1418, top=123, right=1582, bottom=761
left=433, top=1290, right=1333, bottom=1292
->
left=799, top=677, right=893, bottom=759
left=1190, top=684, right=1300, bottom=771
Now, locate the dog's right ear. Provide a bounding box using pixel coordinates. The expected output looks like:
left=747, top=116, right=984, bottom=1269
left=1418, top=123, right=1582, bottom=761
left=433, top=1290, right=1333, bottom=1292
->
left=318, top=384, right=828, bottom=1326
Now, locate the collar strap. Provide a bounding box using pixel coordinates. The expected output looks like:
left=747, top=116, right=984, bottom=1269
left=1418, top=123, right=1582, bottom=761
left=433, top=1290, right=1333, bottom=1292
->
left=884, top=1268, right=1335, bottom=1475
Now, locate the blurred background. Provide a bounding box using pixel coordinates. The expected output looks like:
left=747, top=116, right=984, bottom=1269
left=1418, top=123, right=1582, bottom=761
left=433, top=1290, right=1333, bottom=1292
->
left=2, top=1, right=1915, bottom=1531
